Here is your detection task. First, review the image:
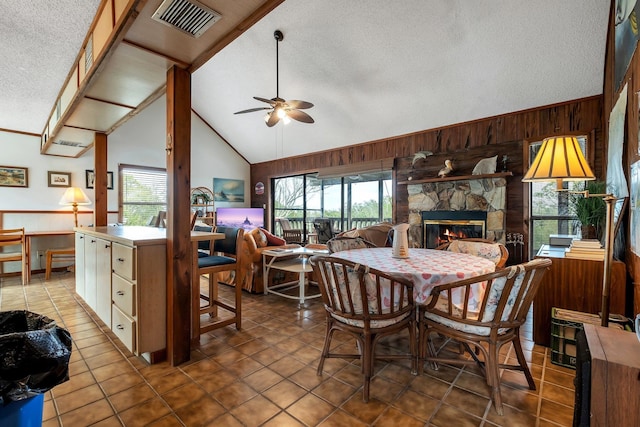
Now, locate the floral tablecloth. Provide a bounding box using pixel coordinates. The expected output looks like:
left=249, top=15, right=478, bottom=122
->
left=332, top=247, right=495, bottom=308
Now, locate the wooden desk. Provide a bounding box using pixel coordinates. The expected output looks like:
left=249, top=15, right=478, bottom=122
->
left=584, top=324, right=640, bottom=427
left=190, top=230, right=225, bottom=342
left=534, top=245, right=626, bottom=347
left=25, top=230, right=74, bottom=283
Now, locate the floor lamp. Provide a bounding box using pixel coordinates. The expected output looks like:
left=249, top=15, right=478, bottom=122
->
left=522, top=136, right=616, bottom=327
left=60, top=187, right=92, bottom=227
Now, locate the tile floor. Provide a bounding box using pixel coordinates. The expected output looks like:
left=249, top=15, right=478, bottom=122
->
left=0, top=271, right=577, bottom=426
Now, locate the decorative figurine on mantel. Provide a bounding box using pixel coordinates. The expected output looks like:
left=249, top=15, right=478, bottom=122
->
left=411, top=150, right=433, bottom=166
left=472, top=155, right=497, bottom=175
left=438, top=159, right=454, bottom=177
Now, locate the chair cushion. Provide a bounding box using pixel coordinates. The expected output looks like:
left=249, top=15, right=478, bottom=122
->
left=261, top=228, right=286, bottom=246
left=447, top=240, right=503, bottom=266
left=331, top=310, right=412, bottom=329
left=198, top=255, right=236, bottom=268
left=250, top=228, right=268, bottom=248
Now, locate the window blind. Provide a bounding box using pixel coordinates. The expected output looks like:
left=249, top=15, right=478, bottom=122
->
left=120, top=164, right=167, bottom=225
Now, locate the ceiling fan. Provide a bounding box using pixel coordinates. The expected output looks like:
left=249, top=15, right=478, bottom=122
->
left=234, top=30, right=314, bottom=127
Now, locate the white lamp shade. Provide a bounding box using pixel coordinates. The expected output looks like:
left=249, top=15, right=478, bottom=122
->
left=59, top=187, right=91, bottom=206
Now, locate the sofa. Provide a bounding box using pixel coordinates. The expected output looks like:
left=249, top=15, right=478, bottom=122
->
left=240, top=227, right=301, bottom=293
left=336, top=222, right=394, bottom=247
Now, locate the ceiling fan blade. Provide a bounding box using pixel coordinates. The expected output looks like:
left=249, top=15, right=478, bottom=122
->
left=287, top=109, right=314, bottom=124
left=286, top=100, right=314, bottom=109
left=266, top=111, right=281, bottom=127
left=253, top=96, right=276, bottom=105
left=234, top=107, right=271, bottom=114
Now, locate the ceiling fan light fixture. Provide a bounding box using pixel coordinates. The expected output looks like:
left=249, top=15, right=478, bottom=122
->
left=233, top=29, right=314, bottom=126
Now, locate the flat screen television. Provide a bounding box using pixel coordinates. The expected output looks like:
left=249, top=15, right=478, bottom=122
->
left=215, top=207, right=264, bottom=231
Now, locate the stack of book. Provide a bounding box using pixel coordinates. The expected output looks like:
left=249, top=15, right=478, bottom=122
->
left=565, top=239, right=605, bottom=260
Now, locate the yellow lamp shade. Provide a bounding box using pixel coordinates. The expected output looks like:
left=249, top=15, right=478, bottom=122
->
left=522, top=136, right=595, bottom=189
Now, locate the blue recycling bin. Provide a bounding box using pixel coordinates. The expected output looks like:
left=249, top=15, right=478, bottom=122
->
left=0, top=394, right=44, bottom=427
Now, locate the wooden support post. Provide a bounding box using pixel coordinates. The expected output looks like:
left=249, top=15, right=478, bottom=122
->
left=166, top=65, right=192, bottom=365
left=93, top=133, right=108, bottom=226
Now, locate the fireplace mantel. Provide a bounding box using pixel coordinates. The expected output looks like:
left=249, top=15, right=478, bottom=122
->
left=397, top=171, right=512, bottom=185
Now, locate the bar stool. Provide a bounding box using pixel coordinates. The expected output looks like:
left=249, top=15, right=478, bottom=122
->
left=45, top=248, right=75, bottom=280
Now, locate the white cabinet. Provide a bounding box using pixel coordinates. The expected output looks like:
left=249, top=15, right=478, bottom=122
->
left=74, top=226, right=166, bottom=362
left=95, top=239, right=112, bottom=325
left=75, top=232, right=86, bottom=298
left=76, top=234, right=111, bottom=325
left=84, top=236, right=97, bottom=310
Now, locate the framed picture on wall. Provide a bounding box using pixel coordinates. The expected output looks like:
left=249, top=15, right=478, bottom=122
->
left=213, top=178, right=244, bottom=202
left=47, top=171, right=71, bottom=187
left=0, top=166, right=28, bottom=187
left=86, top=170, right=114, bottom=190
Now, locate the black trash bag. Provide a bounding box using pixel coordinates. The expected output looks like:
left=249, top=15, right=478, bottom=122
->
left=0, top=310, right=72, bottom=405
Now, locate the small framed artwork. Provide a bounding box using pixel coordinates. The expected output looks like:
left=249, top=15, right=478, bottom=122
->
left=47, top=171, right=71, bottom=187
left=86, top=170, right=95, bottom=189
left=0, top=166, right=28, bottom=187
left=86, top=170, right=114, bottom=190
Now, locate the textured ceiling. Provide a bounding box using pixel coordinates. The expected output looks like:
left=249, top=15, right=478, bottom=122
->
left=0, top=0, right=101, bottom=134
left=1, top=1, right=609, bottom=164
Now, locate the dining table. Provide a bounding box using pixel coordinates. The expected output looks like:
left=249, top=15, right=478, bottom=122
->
left=331, top=247, right=496, bottom=309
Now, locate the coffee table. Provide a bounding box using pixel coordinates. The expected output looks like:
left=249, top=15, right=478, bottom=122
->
left=262, top=246, right=329, bottom=306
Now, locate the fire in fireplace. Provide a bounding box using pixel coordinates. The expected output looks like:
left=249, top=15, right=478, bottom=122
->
left=422, top=211, right=487, bottom=248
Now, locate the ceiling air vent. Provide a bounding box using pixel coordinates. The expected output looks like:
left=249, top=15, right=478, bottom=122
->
left=152, top=0, right=221, bottom=38
left=53, top=140, right=85, bottom=147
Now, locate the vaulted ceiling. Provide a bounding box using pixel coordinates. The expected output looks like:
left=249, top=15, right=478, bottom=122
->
left=1, top=1, right=610, bottom=164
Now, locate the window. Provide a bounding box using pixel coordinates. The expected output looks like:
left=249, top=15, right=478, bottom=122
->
left=119, top=164, right=167, bottom=225
left=272, top=170, right=392, bottom=240
left=527, top=135, right=588, bottom=254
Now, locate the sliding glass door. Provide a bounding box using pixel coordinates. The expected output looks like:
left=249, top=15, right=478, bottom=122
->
left=272, top=171, right=392, bottom=241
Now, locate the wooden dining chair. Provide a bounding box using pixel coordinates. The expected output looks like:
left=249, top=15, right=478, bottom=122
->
left=435, top=238, right=509, bottom=268
left=418, top=258, right=551, bottom=415
left=0, top=228, right=26, bottom=285
left=310, top=255, right=416, bottom=402
left=195, top=226, right=244, bottom=336
left=326, top=236, right=377, bottom=253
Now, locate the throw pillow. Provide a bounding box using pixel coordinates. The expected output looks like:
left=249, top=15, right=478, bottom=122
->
left=251, top=228, right=268, bottom=248
left=261, top=228, right=286, bottom=246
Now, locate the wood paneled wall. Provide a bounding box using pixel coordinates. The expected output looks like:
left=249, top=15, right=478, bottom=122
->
left=603, top=1, right=640, bottom=314
left=251, top=96, right=604, bottom=261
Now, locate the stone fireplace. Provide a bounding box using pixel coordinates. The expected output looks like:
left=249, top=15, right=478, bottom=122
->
left=407, top=176, right=507, bottom=247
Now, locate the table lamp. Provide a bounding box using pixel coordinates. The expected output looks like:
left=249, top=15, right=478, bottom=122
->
left=59, top=187, right=92, bottom=227
left=522, top=136, right=616, bottom=327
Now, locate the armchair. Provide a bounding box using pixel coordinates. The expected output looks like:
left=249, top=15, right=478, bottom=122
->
left=435, top=238, right=509, bottom=268
left=276, top=218, right=303, bottom=244
left=313, top=218, right=339, bottom=244
left=310, top=255, right=416, bottom=402
left=240, top=227, right=300, bottom=293
left=418, top=258, right=551, bottom=415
